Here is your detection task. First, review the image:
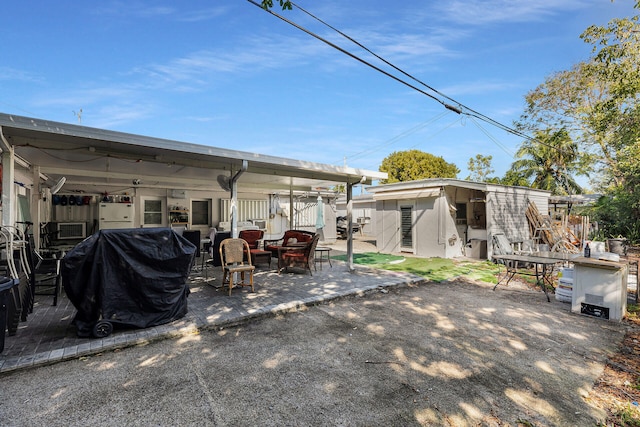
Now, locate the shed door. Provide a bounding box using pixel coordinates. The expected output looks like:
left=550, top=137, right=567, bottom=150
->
left=400, top=205, right=414, bottom=252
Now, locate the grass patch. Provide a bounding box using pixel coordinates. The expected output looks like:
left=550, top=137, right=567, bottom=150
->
left=332, top=252, right=501, bottom=283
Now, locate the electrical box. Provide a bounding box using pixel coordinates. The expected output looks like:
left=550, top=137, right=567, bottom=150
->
left=99, top=203, right=134, bottom=230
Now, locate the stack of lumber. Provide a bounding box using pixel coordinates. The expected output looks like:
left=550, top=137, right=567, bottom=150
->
left=526, top=202, right=580, bottom=253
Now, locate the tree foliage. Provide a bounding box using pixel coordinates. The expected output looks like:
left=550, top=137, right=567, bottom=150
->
left=379, top=150, right=459, bottom=184
left=260, top=0, right=292, bottom=10
left=466, top=154, right=494, bottom=182
left=516, top=8, right=640, bottom=190
left=508, top=129, right=583, bottom=195
left=513, top=4, right=640, bottom=240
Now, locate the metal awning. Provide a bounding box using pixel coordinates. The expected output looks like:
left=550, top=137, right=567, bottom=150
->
left=372, top=188, right=440, bottom=201
left=0, top=113, right=387, bottom=194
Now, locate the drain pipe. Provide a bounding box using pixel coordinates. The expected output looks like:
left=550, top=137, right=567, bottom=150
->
left=230, top=160, right=248, bottom=238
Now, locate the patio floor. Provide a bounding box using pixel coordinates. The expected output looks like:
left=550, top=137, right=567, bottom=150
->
left=0, top=256, right=423, bottom=374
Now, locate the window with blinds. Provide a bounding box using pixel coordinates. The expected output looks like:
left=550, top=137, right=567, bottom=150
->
left=220, top=199, right=269, bottom=222
left=401, top=206, right=413, bottom=249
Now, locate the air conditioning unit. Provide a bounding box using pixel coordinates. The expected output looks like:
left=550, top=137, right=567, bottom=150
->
left=572, top=259, right=628, bottom=321
left=249, top=219, right=267, bottom=230
left=57, top=222, right=86, bottom=240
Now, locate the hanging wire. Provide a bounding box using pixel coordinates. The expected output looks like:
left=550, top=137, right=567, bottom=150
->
left=342, top=111, right=449, bottom=164
left=248, top=0, right=575, bottom=155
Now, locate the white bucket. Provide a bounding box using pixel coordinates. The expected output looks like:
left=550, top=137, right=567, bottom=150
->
left=558, top=268, right=574, bottom=280
left=555, top=290, right=572, bottom=303
left=558, top=278, right=573, bottom=288
left=590, top=241, right=606, bottom=253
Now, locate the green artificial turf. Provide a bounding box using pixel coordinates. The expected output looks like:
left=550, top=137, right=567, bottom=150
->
left=332, top=252, right=501, bottom=284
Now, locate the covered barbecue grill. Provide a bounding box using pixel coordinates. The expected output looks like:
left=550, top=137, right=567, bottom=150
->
left=62, top=227, right=195, bottom=338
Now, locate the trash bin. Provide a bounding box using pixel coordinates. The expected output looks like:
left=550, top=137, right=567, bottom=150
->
left=468, top=239, right=487, bottom=259
left=0, top=276, right=18, bottom=353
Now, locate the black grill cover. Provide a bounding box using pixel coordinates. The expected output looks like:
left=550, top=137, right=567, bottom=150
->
left=62, top=227, right=196, bottom=337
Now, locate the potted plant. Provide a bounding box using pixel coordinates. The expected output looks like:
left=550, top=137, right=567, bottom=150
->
left=606, top=235, right=628, bottom=256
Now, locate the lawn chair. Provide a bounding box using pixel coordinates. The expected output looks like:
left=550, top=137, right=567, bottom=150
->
left=219, top=238, right=255, bottom=296
left=492, top=233, right=514, bottom=255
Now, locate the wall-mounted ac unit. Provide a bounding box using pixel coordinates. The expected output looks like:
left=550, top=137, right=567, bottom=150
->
left=249, top=219, right=267, bottom=230
left=57, top=222, right=86, bottom=240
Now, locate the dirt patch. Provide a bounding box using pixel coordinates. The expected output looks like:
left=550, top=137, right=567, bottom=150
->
left=0, top=275, right=632, bottom=426
left=590, top=316, right=640, bottom=426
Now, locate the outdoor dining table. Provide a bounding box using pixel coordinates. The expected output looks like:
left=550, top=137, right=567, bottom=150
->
left=492, top=252, right=580, bottom=302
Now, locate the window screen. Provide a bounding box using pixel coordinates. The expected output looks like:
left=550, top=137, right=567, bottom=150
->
left=143, top=199, right=162, bottom=225
left=191, top=200, right=211, bottom=225
left=401, top=206, right=413, bottom=248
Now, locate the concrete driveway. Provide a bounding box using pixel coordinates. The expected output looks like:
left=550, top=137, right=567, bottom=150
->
left=0, top=272, right=628, bottom=426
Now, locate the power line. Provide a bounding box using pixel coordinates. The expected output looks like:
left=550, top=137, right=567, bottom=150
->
left=249, top=1, right=571, bottom=156
left=246, top=0, right=451, bottom=108
left=288, top=1, right=532, bottom=142
left=342, top=111, right=450, bottom=164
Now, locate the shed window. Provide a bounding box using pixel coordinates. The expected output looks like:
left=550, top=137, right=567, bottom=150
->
left=401, top=206, right=413, bottom=248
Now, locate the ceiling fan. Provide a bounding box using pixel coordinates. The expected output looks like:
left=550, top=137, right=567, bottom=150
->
left=217, top=174, right=231, bottom=192
left=50, top=176, right=66, bottom=194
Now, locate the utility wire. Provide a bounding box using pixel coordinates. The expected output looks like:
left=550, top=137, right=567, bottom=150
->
left=247, top=0, right=451, bottom=109
left=250, top=1, right=570, bottom=156
left=291, top=2, right=461, bottom=110
left=343, top=111, right=449, bottom=163
left=290, top=2, right=536, bottom=141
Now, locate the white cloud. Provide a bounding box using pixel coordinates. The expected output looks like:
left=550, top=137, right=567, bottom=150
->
left=0, top=67, right=42, bottom=83
left=434, top=0, right=587, bottom=26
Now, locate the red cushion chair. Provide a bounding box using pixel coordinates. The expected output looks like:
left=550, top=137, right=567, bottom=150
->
left=263, top=230, right=316, bottom=258
left=238, top=229, right=264, bottom=250
left=278, top=234, right=320, bottom=275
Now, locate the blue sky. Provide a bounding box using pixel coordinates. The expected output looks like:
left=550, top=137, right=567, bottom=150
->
left=2, top=1, right=637, bottom=185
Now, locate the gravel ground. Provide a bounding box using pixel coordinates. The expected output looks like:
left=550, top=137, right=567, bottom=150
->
left=0, top=268, right=629, bottom=426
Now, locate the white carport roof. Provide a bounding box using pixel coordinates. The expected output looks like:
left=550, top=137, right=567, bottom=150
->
left=0, top=113, right=386, bottom=194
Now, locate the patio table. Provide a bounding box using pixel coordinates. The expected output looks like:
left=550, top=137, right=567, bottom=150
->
left=315, top=247, right=332, bottom=270
left=492, top=253, right=571, bottom=302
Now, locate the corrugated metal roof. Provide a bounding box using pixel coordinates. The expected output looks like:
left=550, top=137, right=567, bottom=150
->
left=0, top=113, right=387, bottom=194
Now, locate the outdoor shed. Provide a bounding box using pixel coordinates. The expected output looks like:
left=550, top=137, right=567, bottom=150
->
left=366, top=178, right=551, bottom=260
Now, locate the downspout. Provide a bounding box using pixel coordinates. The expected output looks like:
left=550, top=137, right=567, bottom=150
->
left=438, top=187, right=446, bottom=245
left=230, top=160, right=248, bottom=238
left=0, top=126, right=15, bottom=227
left=346, top=181, right=354, bottom=272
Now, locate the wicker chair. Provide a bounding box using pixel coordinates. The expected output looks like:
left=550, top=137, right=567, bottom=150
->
left=278, top=234, right=320, bottom=275
left=219, top=238, right=255, bottom=296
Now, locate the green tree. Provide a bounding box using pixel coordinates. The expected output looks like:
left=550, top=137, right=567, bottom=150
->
left=466, top=154, right=494, bottom=182
left=517, top=8, right=639, bottom=189
left=507, top=129, right=583, bottom=195
left=499, top=169, right=531, bottom=188
left=260, top=0, right=292, bottom=10
left=379, top=150, right=459, bottom=184
left=516, top=4, right=640, bottom=239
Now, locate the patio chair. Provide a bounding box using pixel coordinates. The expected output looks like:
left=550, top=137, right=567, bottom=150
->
left=238, top=229, right=264, bottom=250
left=29, top=251, right=62, bottom=307
left=278, top=234, right=320, bottom=275
left=492, top=233, right=514, bottom=255
left=219, top=238, right=255, bottom=296
left=264, top=230, right=315, bottom=258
